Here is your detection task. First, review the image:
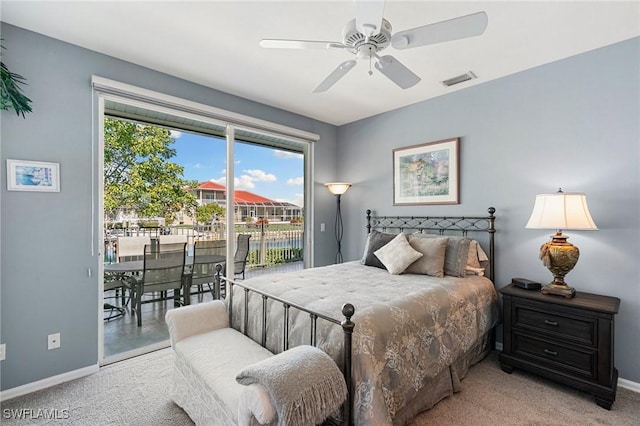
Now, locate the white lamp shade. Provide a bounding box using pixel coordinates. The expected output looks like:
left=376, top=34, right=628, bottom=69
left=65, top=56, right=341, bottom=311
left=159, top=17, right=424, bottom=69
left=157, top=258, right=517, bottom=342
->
left=325, top=182, right=352, bottom=195
left=525, top=192, right=598, bottom=230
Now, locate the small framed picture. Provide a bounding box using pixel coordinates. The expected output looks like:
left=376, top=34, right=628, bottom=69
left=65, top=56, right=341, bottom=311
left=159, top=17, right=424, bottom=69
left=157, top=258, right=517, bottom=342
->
left=6, top=159, right=60, bottom=192
left=393, top=138, right=460, bottom=205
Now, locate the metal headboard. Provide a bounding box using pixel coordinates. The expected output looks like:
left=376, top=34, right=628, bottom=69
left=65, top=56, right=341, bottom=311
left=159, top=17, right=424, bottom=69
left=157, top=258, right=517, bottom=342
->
left=366, top=207, right=496, bottom=282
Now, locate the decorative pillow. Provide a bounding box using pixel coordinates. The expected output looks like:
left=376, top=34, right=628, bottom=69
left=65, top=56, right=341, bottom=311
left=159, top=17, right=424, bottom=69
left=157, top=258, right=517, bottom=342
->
left=467, top=240, right=481, bottom=268
left=363, top=230, right=396, bottom=269
left=465, top=240, right=489, bottom=275
left=467, top=239, right=488, bottom=267
left=374, top=233, right=423, bottom=275
left=412, top=233, right=472, bottom=277
left=405, top=235, right=448, bottom=277
left=465, top=266, right=486, bottom=276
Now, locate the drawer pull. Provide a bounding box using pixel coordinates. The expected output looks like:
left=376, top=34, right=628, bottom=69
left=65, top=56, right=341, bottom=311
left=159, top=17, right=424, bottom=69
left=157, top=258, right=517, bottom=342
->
left=544, top=320, right=558, bottom=326
left=544, top=349, right=558, bottom=357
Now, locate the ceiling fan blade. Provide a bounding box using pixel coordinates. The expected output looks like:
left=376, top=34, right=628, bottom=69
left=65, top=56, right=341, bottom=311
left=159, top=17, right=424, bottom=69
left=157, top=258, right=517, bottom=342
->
left=259, top=39, right=347, bottom=50
left=313, top=60, right=358, bottom=93
left=391, top=11, right=488, bottom=50
left=374, top=55, right=421, bottom=89
left=354, top=0, right=386, bottom=37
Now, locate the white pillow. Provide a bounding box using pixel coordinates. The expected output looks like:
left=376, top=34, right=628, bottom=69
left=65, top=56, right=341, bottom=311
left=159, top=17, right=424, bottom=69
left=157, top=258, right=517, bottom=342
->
left=374, top=233, right=423, bottom=275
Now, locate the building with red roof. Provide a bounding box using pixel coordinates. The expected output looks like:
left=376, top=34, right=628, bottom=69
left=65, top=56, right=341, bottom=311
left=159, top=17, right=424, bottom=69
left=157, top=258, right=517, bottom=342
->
left=187, top=181, right=302, bottom=223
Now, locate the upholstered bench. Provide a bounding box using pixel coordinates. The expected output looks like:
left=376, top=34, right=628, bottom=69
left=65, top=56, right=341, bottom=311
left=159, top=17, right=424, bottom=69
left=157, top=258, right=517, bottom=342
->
left=165, top=300, right=347, bottom=426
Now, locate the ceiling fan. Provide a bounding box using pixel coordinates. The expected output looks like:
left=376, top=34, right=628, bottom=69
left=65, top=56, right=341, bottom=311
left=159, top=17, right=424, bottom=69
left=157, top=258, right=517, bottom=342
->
left=259, top=0, right=488, bottom=93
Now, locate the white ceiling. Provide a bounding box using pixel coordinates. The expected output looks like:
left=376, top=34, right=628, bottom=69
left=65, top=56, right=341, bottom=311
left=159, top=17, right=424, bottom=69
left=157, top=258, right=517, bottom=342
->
left=2, top=1, right=639, bottom=126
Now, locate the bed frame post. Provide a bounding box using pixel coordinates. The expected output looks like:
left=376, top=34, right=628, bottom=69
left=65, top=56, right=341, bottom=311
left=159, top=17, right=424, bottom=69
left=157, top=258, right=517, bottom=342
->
left=366, top=209, right=372, bottom=234
left=341, top=303, right=355, bottom=426
left=487, top=207, right=496, bottom=283
left=486, top=207, right=497, bottom=350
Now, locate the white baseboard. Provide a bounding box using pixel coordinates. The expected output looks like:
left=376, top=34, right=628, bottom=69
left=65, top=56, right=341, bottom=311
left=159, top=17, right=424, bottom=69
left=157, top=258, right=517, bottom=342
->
left=0, top=363, right=99, bottom=402
left=493, top=342, right=639, bottom=394
left=1, top=341, right=170, bottom=402
left=618, top=378, right=640, bottom=393
left=101, top=340, right=169, bottom=366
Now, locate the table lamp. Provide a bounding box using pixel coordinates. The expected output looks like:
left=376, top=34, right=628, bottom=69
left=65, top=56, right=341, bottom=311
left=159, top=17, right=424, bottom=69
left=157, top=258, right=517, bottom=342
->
left=325, top=182, right=352, bottom=263
left=525, top=188, right=598, bottom=298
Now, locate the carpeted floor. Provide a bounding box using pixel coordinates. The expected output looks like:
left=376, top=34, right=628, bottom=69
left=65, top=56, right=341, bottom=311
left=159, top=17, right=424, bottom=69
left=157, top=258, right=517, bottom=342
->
left=2, top=349, right=638, bottom=425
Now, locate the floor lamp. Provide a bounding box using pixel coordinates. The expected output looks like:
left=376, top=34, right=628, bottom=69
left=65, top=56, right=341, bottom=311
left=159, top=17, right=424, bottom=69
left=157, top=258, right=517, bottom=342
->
left=325, top=182, right=352, bottom=263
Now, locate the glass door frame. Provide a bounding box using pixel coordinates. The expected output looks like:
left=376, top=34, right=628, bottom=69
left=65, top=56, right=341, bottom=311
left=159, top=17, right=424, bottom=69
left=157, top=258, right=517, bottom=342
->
left=93, top=78, right=316, bottom=364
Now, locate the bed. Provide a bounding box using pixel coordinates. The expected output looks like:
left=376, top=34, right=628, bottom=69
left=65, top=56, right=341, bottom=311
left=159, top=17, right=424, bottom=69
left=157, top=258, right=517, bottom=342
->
left=220, top=208, right=500, bottom=426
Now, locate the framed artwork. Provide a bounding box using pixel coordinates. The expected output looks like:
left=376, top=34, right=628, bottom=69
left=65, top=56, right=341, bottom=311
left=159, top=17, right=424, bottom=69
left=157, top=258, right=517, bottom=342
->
left=6, top=159, right=60, bottom=192
left=393, top=137, right=459, bottom=205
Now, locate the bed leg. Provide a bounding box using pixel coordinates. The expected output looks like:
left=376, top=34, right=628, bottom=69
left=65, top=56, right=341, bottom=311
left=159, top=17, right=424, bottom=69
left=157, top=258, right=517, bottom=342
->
left=341, top=303, right=355, bottom=426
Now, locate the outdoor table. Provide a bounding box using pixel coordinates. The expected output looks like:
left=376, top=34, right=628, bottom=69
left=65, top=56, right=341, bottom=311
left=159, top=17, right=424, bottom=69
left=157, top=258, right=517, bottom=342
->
left=104, top=254, right=225, bottom=306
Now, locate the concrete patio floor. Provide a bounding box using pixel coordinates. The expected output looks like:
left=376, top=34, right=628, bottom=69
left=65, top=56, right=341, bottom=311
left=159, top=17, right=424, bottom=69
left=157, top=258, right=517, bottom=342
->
left=102, top=262, right=303, bottom=360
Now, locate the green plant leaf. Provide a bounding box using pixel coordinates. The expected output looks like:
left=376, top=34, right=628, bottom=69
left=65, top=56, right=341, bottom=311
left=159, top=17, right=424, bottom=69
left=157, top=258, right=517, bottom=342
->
left=0, top=48, right=33, bottom=118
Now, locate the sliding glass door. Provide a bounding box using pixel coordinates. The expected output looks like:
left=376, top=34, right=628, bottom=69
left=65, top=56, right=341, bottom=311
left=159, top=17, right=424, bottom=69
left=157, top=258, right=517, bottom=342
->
left=97, top=102, right=309, bottom=363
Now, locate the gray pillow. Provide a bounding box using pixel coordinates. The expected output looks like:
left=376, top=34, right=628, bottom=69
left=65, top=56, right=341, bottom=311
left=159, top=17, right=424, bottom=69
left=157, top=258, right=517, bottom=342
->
left=405, top=235, right=448, bottom=277
left=412, top=234, right=471, bottom=277
left=363, top=230, right=396, bottom=270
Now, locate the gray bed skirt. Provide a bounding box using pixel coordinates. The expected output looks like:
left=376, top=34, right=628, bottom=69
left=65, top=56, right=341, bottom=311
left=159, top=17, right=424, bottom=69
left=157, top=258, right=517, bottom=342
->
left=391, top=330, right=494, bottom=426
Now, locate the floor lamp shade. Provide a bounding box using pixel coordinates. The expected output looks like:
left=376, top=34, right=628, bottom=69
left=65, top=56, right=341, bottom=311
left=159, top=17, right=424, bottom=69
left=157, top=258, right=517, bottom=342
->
left=525, top=189, right=598, bottom=298
left=325, top=182, right=352, bottom=263
left=325, top=182, right=352, bottom=195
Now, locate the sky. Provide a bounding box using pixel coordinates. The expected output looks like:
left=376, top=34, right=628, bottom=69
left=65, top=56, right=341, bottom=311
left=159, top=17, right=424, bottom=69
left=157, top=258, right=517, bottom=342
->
left=170, top=130, right=305, bottom=207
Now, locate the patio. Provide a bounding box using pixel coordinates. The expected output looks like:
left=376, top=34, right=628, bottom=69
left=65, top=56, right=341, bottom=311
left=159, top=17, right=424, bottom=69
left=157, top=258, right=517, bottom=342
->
left=102, top=262, right=303, bottom=360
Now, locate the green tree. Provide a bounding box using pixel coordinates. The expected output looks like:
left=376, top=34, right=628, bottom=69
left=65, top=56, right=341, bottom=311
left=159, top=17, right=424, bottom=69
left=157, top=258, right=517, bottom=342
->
left=195, top=202, right=225, bottom=224
left=103, top=118, right=197, bottom=220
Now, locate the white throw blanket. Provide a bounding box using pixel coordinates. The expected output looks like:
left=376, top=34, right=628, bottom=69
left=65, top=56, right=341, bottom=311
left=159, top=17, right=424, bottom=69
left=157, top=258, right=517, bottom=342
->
left=236, top=345, right=348, bottom=426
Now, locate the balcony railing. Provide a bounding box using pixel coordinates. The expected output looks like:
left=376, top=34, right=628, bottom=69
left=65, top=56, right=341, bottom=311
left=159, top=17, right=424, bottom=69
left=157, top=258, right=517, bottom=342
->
left=104, top=222, right=304, bottom=268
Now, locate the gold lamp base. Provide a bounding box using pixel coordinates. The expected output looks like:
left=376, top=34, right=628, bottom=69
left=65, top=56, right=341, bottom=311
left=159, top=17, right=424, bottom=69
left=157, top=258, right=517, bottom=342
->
left=541, top=283, right=576, bottom=298
left=539, top=231, right=579, bottom=299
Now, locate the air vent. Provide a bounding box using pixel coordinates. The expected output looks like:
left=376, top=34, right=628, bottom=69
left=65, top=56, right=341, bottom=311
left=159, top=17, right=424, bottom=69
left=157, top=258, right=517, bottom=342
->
left=442, top=72, right=477, bottom=87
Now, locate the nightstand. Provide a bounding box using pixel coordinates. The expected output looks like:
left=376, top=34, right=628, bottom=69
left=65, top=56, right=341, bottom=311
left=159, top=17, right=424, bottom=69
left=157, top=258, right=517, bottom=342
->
left=499, top=284, right=620, bottom=409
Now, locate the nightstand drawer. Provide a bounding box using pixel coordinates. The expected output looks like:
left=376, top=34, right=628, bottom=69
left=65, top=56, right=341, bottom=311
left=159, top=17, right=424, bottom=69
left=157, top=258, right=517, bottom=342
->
left=514, top=333, right=597, bottom=379
left=514, top=305, right=596, bottom=346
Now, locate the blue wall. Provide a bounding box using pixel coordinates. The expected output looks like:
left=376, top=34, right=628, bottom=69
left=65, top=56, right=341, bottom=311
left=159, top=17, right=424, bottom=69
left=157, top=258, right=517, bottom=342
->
left=1, top=21, right=638, bottom=391
left=0, top=24, right=339, bottom=391
left=337, top=37, right=640, bottom=383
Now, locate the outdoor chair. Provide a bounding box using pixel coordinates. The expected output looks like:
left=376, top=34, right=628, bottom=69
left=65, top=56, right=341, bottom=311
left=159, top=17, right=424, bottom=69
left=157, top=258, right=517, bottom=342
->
left=157, top=242, right=188, bottom=252
left=188, top=240, right=226, bottom=299
left=116, top=235, right=150, bottom=261
left=158, top=234, right=188, bottom=245
left=153, top=241, right=189, bottom=300
left=106, top=235, right=151, bottom=308
left=103, top=278, right=128, bottom=321
left=231, top=234, right=251, bottom=280
left=132, top=243, right=187, bottom=327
